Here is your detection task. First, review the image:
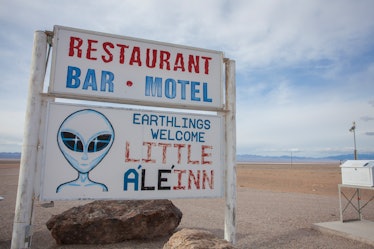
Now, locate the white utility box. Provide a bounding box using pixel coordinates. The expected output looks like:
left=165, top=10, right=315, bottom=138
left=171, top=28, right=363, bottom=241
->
left=340, top=160, right=374, bottom=187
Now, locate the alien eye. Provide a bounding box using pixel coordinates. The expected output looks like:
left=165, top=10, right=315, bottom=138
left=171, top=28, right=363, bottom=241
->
left=60, top=132, right=84, bottom=152
left=87, top=134, right=112, bottom=153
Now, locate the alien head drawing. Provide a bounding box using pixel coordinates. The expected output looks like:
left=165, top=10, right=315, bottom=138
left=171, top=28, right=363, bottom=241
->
left=56, top=109, right=114, bottom=193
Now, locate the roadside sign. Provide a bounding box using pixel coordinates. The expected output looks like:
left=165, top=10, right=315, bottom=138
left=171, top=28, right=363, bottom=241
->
left=12, top=28, right=236, bottom=248
left=40, top=102, right=223, bottom=200
left=49, top=26, right=224, bottom=110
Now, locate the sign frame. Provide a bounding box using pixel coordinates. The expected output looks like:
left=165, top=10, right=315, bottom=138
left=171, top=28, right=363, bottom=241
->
left=40, top=102, right=224, bottom=200
left=49, top=25, right=224, bottom=111
left=11, top=27, right=236, bottom=248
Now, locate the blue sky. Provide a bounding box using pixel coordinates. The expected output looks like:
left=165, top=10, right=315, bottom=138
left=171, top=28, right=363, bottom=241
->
left=0, top=0, right=373, bottom=157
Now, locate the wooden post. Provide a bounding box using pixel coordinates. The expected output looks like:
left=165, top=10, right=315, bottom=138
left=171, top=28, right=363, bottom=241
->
left=11, top=31, right=48, bottom=249
left=224, top=59, right=237, bottom=244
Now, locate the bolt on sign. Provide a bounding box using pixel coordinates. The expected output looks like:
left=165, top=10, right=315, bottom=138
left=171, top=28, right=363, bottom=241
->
left=40, top=102, right=223, bottom=200
left=49, top=26, right=224, bottom=110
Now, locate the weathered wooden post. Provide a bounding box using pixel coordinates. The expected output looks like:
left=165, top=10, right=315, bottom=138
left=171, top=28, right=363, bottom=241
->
left=11, top=31, right=48, bottom=249
left=224, top=59, right=237, bottom=244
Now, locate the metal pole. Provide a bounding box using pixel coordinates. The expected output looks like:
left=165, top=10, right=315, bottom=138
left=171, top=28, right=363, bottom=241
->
left=11, top=31, right=47, bottom=249
left=353, top=127, right=357, bottom=160
left=338, top=185, right=343, bottom=222
left=224, top=59, right=236, bottom=244
left=357, top=188, right=362, bottom=220
left=350, top=121, right=357, bottom=160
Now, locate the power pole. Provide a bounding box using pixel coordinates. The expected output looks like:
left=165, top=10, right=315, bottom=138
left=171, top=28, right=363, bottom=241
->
left=349, top=121, right=357, bottom=160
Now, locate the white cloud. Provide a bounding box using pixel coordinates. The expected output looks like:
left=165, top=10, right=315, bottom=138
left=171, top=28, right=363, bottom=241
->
left=237, top=95, right=373, bottom=156
left=1, top=0, right=374, bottom=157
left=361, top=116, right=374, bottom=122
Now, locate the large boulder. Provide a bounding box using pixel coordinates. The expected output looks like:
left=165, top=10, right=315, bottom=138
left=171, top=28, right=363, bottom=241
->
left=163, top=228, right=236, bottom=249
left=46, top=199, right=182, bottom=244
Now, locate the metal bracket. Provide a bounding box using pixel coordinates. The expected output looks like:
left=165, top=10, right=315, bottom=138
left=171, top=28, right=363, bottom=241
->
left=24, top=225, right=32, bottom=243
left=45, top=30, right=54, bottom=46
left=44, top=30, right=54, bottom=77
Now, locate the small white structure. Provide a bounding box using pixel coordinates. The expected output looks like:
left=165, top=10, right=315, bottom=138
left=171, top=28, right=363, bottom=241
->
left=340, top=160, right=374, bottom=187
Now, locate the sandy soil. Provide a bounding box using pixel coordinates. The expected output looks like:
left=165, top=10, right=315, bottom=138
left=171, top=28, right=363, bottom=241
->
left=236, top=162, right=342, bottom=196
left=1, top=161, right=373, bottom=249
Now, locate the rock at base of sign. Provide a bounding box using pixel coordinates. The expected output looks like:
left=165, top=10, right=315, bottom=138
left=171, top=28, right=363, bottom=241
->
left=46, top=200, right=182, bottom=244
left=163, top=228, right=236, bottom=249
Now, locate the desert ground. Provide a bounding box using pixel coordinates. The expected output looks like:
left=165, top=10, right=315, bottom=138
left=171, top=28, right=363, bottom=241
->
left=1, top=160, right=373, bottom=249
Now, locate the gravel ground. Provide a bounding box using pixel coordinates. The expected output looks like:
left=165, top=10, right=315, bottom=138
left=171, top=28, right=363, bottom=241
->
left=1, top=162, right=374, bottom=249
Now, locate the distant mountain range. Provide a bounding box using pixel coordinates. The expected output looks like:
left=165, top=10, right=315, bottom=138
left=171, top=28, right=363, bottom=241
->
left=237, top=153, right=374, bottom=163
left=0, top=152, right=21, bottom=159
left=1, top=152, right=374, bottom=162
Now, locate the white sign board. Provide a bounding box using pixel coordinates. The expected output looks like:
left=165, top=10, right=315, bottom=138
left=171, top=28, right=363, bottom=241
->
left=40, top=102, right=223, bottom=200
left=49, top=26, right=224, bottom=110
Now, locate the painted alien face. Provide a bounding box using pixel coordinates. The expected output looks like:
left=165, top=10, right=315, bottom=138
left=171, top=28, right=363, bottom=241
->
left=57, top=109, right=114, bottom=174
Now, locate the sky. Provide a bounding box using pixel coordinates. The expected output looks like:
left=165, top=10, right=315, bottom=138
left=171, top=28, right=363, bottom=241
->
left=0, top=0, right=373, bottom=158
